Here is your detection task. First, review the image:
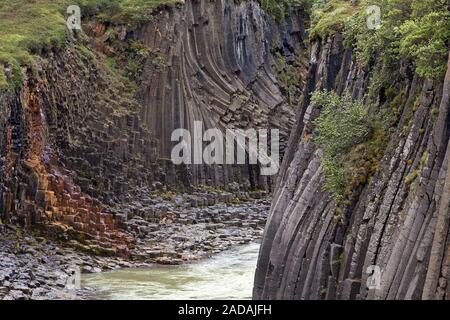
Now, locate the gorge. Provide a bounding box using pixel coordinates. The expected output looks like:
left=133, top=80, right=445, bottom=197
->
left=0, top=0, right=449, bottom=301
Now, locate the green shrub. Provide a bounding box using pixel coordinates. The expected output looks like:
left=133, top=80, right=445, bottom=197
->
left=313, top=91, right=370, bottom=158
left=399, top=11, right=450, bottom=79
left=312, top=88, right=400, bottom=202
left=343, top=0, right=410, bottom=66
left=310, top=0, right=358, bottom=39
left=83, top=0, right=178, bottom=26
left=312, top=90, right=372, bottom=201
left=260, top=0, right=312, bottom=22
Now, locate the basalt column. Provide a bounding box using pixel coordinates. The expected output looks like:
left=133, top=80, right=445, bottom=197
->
left=0, top=76, right=133, bottom=257
left=254, top=36, right=450, bottom=300
left=136, top=0, right=307, bottom=189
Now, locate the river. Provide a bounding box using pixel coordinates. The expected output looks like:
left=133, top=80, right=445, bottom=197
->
left=82, top=243, right=260, bottom=300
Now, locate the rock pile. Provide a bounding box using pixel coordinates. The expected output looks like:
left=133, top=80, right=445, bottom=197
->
left=126, top=197, right=270, bottom=265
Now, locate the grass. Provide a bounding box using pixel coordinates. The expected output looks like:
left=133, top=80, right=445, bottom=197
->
left=0, top=0, right=68, bottom=89
left=0, top=0, right=177, bottom=90
left=80, top=0, right=178, bottom=25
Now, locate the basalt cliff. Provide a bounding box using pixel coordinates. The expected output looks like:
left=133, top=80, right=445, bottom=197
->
left=1, top=0, right=449, bottom=301
left=254, top=34, right=450, bottom=300
left=0, top=1, right=306, bottom=257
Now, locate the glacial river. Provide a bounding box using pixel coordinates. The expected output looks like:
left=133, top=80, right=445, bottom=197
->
left=82, top=243, right=260, bottom=300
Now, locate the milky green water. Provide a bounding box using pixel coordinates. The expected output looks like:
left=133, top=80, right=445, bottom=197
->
left=82, top=243, right=260, bottom=300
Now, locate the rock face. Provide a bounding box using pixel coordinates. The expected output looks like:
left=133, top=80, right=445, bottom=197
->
left=0, top=61, right=136, bottom=257
left=135, top=0, right=306, bottom=188
left=0, top=1, right=306, bottom=254
left=254, top=36, right=450, bottom=300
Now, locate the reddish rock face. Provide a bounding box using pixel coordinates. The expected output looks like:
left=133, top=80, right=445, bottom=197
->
left=1, top=79, right=133, bottom=258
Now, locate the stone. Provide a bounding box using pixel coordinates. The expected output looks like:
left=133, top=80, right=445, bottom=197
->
left=7, top=290, right=28, bottom=300
left=0, top=287, right=9, bottom=296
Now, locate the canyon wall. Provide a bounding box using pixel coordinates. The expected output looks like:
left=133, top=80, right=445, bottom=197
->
left=254, top=36, right=450, bottom=300
left=0, top=47, right=143, bottom=256
left=134, top=0, right=306, bottom=189
left=0, top=1, right=305, bottom=253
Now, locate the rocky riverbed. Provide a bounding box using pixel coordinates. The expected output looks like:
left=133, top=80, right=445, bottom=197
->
left=0, top=191, right=270, bottom=300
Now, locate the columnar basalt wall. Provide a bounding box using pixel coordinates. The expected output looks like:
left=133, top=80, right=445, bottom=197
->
left=254, top=36, right=450, bottom=300
left=135, top=0, right=307, bottom=188
left=0, top=1, right=307, bottom=253
left=0, top=41, right=161, bottom=256
left=37, top=47, right=160, bottom=205
left=0, top=75, right=134, bottom=257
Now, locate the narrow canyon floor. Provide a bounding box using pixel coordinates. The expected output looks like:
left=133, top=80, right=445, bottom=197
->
left=0, top=190, right=270, bottom=300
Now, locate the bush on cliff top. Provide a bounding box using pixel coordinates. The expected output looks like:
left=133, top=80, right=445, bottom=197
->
left=398, top=10, right=450, bottom=80
left=310, top=0, right=450, bottom=80
left=343, top=0, right=450, bottom=80
left=309, top=0, right=358, bottom=39
left=0, top=0, right=176, bottom=90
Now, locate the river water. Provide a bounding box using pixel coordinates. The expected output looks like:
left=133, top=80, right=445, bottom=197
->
left=82, top=243, right=260, bottom=300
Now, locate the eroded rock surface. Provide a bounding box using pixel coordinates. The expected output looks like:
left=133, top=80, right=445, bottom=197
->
left=0, top=193, right=270, bottom=300
left=254, top=37, right=450, bottom=300
left=135, top=0, right=306, bottom=188
left=0, top=1, right=305, bottom=254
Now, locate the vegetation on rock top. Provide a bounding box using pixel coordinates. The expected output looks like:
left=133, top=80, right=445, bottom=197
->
left=309, top=0, right=358, bottom=39
left=310, top=0, right=450, bottom=80
left=0, top=0, right=177, bottom=90
left=308, top=0, right=449, bottom=201
left=345, top=0, right=450, bottom=80
left=257, top=0, right=450, bottom=81
left=258, top=0, right=312, bottom=21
